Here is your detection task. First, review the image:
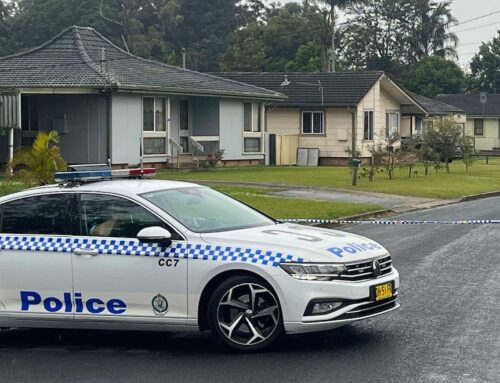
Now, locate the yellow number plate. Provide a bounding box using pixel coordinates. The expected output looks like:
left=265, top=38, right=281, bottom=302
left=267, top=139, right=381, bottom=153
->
left=374, top=283, right=393, bottom=301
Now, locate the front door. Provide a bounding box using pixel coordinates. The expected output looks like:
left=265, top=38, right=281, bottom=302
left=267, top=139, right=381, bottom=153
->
left=71, top=193, right=187, bottom=323
left=0, top=194, right=75, bottom=322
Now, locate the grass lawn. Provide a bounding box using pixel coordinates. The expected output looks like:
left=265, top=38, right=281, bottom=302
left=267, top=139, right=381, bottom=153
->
left=211, top=185, right=382, bottom=219
left=0, top=180, right=382, bottom=220
left=158, top=158, right=500, bottom=199
left=0, top=180, right=24, bottom=197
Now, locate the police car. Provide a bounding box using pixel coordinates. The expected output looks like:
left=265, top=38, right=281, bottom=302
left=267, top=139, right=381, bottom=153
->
left=0, top=168, right=399, bottom=350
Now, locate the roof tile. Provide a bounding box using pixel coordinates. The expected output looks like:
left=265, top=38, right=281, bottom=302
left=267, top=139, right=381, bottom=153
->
left=0, top=26, right=283, bottom=99
left=214, top=72, right=384, bottom=107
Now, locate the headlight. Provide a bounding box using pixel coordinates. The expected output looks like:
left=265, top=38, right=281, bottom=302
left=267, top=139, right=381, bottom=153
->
left=279, top=263, right=347, bottom=281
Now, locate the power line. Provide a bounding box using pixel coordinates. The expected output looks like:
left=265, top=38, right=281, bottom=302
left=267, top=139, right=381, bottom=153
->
left=454, top=20, right=500, bottom=34
left=453, top=10, right=500, bottom=27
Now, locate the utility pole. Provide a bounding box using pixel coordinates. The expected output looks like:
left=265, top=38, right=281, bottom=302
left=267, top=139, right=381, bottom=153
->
left=331, top=5, right=336, bottom=73
left=182, top=48, right=187, bottom=69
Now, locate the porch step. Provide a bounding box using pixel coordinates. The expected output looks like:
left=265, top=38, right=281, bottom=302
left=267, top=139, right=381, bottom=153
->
left=169, top=153, right=198, bottom=170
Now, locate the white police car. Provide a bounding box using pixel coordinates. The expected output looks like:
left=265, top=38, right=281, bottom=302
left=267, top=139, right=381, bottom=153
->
left=0, top=168, right=399, bottom=350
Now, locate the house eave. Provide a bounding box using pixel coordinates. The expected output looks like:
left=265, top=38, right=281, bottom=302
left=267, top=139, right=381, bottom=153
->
left=9, top=87, right=102, bottom=94
left=114, top=86, right=286, bottom=101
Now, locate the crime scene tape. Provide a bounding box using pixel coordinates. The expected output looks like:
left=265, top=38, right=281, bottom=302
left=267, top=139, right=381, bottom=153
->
left=278, top=219, right=500, bottom=225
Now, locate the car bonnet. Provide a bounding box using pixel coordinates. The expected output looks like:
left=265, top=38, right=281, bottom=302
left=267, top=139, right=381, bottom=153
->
left=200, top=223, right=389, bottom=263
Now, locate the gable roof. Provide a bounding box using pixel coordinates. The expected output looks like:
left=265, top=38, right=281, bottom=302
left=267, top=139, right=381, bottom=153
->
left=407, top=91, right=464, bottom=115
left=436, top=94, right=500, bottom=117
left=215, top=72, right=385, bottom=107
left=0, top=26, right=284, bottom=100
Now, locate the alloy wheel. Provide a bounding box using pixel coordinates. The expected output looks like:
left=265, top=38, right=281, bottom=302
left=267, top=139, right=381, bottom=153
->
left=216, top=283, right=280, bottom=346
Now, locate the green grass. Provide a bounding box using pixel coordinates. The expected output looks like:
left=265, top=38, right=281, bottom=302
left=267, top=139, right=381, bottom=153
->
left=158, top=158, right=500, bottom=199
left=0, top=180, right=382, bottom=220
left=0, top=180, right=24, bottom=197
left=211, top=185, right=382, bottom=219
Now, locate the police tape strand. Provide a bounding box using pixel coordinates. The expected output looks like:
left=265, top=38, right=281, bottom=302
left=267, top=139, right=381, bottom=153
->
left=278, top=219, right=500, bottom=225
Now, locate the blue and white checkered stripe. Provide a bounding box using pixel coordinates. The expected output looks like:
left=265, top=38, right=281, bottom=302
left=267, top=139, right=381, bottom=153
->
left=0, top=236, right=304, bottom=267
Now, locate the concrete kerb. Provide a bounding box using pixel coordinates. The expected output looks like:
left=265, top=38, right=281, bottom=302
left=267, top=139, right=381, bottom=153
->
left=460, top=191, right=500, bottom=202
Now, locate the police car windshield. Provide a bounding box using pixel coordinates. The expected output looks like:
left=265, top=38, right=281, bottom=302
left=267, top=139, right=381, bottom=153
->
left=140, top=187, right=275, bottom=233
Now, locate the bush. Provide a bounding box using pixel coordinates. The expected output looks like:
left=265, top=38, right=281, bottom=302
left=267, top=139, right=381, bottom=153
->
left=9, top=130, right=67, bottom=186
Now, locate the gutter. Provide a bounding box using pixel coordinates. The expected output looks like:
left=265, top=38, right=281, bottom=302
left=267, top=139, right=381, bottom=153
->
left=114, top=86, right=286, bottom=101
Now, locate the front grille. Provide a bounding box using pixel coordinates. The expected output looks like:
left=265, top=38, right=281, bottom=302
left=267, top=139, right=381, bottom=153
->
left=335, top=295, right=398, bottom=321
left=339, top=255, right=392, bottom=282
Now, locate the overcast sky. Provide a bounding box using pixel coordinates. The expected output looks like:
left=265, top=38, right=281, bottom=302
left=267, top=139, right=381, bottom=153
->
left=271, top=0, right=500, bottom=69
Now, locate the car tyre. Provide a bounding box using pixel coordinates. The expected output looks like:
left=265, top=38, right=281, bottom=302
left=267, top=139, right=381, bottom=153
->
left=207, top=275, right=283, bottom=351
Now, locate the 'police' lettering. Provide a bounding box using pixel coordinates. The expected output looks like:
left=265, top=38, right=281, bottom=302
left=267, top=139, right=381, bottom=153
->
left=20, top=291, right=127, bottom=315
left=327, top=242, right=382, bottom=258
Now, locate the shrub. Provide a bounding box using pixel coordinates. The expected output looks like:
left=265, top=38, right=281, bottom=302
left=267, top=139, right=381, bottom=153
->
left=9, top=130, right=67, bottom=186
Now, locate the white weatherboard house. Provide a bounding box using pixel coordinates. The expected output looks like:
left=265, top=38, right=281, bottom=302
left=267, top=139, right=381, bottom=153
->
left=0, top=26, right=284, bottom=168
left=219, top=72, right=465, bottom=165
left=437, top=94, right=500, bottom=152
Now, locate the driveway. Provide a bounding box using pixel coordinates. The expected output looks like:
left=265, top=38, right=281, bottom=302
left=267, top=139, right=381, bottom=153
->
left=194, top=180, right=457, bottom=212
left=270, top=187, right=457, bottom=212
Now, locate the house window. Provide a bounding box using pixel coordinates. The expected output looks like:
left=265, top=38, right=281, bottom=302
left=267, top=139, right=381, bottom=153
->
left=474, top=119, right=484, bottom=136
left=244, top=103, right=253, bottom=132
left=415, top=116, right=423, bottom=136
left=243, top=102, right=263, bottom=153
left=244, top=137, right=261, bottom=153
left=143, top=97, right=166, bottom=132
left=364, top=111, right=374, bottom=140
left=302, top=111, right=324, bottom=134
left=143, top=97, right=167, bottom=155
left=143, top=137, right=166, bottom=155
left=386, top=112, right=399, bottom=138
left=180, top=100, right=189, bottom=131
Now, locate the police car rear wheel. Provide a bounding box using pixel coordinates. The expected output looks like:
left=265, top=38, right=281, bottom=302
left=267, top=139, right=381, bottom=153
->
left=208, top=276, right=283, bottom=351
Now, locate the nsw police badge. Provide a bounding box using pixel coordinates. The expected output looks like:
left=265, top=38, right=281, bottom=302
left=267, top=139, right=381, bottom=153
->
left=152, top=294, right=168, bottom=315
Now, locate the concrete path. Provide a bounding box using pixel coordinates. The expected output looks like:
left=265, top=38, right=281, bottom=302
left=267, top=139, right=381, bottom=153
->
left=270, top=188, right=458, bottom=213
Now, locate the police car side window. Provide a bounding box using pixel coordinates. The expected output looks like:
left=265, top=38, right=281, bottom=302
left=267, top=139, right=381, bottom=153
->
left=0, top=194, right=74, bottom=235
left=78, top=194, right=179, bottom=239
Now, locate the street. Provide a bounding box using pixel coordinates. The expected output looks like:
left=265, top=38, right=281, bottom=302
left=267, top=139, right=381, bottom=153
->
left=1, top=197, right=499, bottom=383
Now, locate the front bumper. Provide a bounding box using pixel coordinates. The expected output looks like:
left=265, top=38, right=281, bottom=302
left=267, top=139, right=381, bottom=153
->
left=274, top=268, right=400, bottom=334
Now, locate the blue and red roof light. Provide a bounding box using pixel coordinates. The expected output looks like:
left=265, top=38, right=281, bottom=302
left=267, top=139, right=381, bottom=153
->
left=54, top=168, right=156, bottom=182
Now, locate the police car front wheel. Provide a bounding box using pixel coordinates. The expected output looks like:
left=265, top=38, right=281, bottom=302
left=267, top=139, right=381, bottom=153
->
left=207, top=276, right=283, bottom=351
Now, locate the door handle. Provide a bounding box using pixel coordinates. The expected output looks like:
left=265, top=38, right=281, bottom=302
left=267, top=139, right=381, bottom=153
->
left=73, top=248, right=99, bottom=256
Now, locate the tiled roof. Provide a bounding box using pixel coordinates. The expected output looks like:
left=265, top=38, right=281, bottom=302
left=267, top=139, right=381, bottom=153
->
left=214, top=72, right=384, bottom=107
left=0, top=26, right=284, bottom=99
left=407, top=91, right=464, bottom=115
left=436, top=94, right=500, bottom=117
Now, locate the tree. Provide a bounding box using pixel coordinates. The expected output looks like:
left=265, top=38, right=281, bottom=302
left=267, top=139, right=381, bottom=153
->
left=468, top=32, right=500, bottom=93
left=399, top=56, right=465, bottom=98
left=423, top=118, right=463, bottom=174
left=221, top=2, right=329, bottom=72
left=342, top=0, right=457, bottom=74
left=166, top=0, right=258, bottom=71
left=406, top=0, right=457, bottom=62
left=0, top=0, right=16, bottom=56
left=10, top=131, right=67, bottom=186
left=460, top=136, right=476, bottom=172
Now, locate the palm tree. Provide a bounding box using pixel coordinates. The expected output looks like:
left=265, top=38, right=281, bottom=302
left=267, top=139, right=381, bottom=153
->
left=9, top=131, right=67, bottom=186
left=409, top=0, right=458, bottom=62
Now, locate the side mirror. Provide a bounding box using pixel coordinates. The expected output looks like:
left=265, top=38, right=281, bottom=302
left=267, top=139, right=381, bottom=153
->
left=137, top=226, right=172, bottom=247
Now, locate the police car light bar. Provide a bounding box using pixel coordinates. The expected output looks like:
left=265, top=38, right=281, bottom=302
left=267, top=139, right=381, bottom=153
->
left=54, top=168, right=156, bottom=182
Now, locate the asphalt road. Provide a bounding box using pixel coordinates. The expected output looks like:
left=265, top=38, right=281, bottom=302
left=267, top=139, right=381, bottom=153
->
left=1, top=197, right=499, bottom=383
